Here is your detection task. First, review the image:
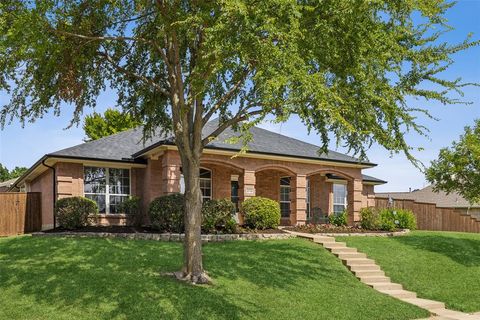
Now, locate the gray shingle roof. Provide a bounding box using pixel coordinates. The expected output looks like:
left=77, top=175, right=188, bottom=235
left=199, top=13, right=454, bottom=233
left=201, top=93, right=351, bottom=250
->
left=376, top=185, right=479, bottom=208
left=49, top=120, right=375, bottom=166
left=362, top=174, right=387, bottom=184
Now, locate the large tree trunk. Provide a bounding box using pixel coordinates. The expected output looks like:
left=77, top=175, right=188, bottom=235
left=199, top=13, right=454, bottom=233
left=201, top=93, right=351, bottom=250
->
left=175, top=151, right=211, bottom=284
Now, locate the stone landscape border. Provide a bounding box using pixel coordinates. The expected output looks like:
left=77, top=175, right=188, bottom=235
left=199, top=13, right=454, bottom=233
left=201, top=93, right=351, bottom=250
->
left=31, top=231, right=295, bottom=242
left=313, top=229, right=410, bottom=237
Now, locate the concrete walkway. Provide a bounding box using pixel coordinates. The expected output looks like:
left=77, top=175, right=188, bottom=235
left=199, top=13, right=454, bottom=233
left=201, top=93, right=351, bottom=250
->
left=285, top=231, right=480, bottom=320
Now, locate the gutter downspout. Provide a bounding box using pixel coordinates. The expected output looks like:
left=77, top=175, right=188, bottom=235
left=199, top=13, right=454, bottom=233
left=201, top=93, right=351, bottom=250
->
left=42, top=160, right=57, bottom=229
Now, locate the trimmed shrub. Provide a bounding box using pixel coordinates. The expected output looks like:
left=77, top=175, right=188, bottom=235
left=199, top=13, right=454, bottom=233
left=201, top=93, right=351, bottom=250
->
left=201, top=198, right=235, bottom=233
left=56, top=196, right=98, bottom=229
left=120, top=196, right=142, bottom=227
left=241, top=197, right=281, bottom=230
left=378, top=209, right=397, bottom=231
left=394, top=209, right=417, bottom=230
left=329, top=210, right=348, bottom=226
left=360, top=207, right=379, bottom=230
left=148, top=193, right=184, bottom=232
left=360, top=207, right=417, bottom=231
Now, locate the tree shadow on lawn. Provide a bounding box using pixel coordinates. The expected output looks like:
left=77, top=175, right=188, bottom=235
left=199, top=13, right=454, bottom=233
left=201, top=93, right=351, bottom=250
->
left=0, top=237, right=349, bottom=320
left=0, top=237, right=256, bottom=319
left=391, top=233, right=480, bottom=267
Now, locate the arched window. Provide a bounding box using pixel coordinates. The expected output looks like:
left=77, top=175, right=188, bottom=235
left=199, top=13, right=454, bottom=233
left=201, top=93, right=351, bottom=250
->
left=200, top=168, right=212, bottom=202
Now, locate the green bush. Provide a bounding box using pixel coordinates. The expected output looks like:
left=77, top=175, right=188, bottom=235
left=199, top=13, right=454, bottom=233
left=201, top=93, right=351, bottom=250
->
left=360, top=207, right=417, bottom=231
left=241, top=197, right=281, bottom=230
left=360, top=207, right=379, bottom=230
left=378, top=209, right=397, bottom=231
left=394, top=209, right=417, bottom=230
left=120, top=196, right=142, bottom=227
left=56, top=197, right=98, bottom=229
left=148, top=193, right=184, bottom=232
left=201, top=198, right=235, bottom=233
left=329, top=210, right=348, bottom=226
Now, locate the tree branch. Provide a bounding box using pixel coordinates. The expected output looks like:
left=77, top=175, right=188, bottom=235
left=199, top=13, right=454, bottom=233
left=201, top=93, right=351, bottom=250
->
left=202, top=69, right=250, bottom=126
left=97, top=51, right=170, bottom=96
left=201, top=108, right=264, bottom=147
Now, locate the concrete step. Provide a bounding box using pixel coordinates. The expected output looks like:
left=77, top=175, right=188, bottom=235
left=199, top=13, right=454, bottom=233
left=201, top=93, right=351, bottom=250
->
left=401, top=298, right=445, bottom=311
left=322, top=242, right=347, bottom=249
left=353, top=270, right=385, bottom=277
left=336, top=252, right=367, bottom=259
left=348, top=264, right=381, bottom=272
left=360, top=276, right=391, bottom=283
left=330, top=247, right=358, bottom=254
left=429, top=308, right=480, bottom=320
left=343, top=258, right=376, bottom=265
left=312, top=236, right=335, bottom=244
left=377, top=289, right=416, bottom=299
left=370, top=282, right=403, bottom=290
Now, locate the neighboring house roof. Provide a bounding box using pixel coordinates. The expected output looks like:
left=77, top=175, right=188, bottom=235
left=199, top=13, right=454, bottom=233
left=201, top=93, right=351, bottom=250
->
left=376, top=185, right=479, bottom=208
left=0, top=178, right=18, bottom=189
left=51, top=121, right=375, bottom=166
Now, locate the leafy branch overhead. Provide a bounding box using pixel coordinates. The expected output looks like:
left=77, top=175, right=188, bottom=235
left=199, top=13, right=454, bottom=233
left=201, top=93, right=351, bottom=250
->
left=1, top=1, right=477, bottom=161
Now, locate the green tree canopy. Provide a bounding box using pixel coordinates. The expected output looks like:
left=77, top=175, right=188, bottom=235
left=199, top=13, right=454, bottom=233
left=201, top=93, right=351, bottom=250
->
left=1, top=0, right=477, bottom=283
left=426, top=120, right=480, bottom=205
left=0, top=164, right=28, bottom=182
left=83, top=108, right=141, bottom=141
left=0, top=164, right=9, bottom=182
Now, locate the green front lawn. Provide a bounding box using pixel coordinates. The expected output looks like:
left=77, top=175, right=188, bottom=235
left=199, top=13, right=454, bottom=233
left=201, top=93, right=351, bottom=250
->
left=338, top=231, right=480, bottom=313
left=0, top=236, right=427, bottom=320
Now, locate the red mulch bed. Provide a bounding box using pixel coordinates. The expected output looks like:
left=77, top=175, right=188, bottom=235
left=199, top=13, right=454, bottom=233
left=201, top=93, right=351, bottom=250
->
left=44, top=226, right=285, bottom=234
left=285, top=224, right=398, bottom=234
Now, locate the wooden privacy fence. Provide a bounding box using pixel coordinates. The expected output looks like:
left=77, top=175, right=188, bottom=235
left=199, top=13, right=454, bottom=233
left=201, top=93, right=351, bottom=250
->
left=0, top=192, right=42, bottom=237
left=375, top=197, right=480, bottom=233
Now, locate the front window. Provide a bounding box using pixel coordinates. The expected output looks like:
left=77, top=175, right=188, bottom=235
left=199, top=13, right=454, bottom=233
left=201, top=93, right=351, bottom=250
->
left=333, top=183, right=347, bottom=215
left=231, top=176, right=239, bottom=212
left=280, top=177, right=291, bottom=218
left=84, top=167, right=130, bottom=214
left=200, top=168, right=212, bottom=202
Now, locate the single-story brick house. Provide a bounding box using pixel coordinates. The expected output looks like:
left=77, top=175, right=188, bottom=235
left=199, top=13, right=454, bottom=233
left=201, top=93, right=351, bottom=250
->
left=11, top=122, right=385, bottom=230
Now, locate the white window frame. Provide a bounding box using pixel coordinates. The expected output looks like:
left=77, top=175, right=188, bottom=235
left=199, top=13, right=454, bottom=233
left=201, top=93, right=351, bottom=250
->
left=84, top=166, right=131, bottom=214
left=280, top=176, right=291, bottom=218
left=332, top=183, right=347, bottom=215
left=199, top=168, right=212, bottom=202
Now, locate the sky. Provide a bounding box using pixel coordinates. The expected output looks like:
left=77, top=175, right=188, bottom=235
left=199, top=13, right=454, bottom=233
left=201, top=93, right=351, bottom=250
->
left=0, top=1, right=479, bottom=192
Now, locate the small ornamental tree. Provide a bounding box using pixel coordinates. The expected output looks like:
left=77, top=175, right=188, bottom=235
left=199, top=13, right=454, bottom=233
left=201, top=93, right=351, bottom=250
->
left=1, top=1, right=477, bottom=284
left=426, top=120, right=480, bottom=204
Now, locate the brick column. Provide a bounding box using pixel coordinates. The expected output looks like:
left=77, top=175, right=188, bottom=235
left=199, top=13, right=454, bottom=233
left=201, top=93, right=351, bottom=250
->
left=161, top=152, right=182, bottom=194
left=291, top=174, right=307, bottom=225
left=241, top=170, right=256, bottom=200
left=347, top=178, right=363, bottom=225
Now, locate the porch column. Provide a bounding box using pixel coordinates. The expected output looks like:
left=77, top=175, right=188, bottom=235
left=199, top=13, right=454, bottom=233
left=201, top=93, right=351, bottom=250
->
left=241, top=170, right=256, bottom=200
left=347, top=178, right=363, bottom=225
left=161, top=152, right=182, bottom=194
left=291, top=174, right=307, bottom=225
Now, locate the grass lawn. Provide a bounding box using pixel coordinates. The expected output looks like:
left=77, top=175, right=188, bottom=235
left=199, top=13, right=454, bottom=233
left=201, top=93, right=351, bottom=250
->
left=338, top=231, right=480, bottom=313
left=0, top=236, right=428, bottom=320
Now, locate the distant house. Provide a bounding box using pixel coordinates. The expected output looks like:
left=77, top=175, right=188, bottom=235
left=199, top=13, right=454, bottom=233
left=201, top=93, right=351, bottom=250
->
left=10, top=121, right=385, bottom=230
left=376, top=185, right=480, bottom=218
left=0, top=178, right=18, bottom=192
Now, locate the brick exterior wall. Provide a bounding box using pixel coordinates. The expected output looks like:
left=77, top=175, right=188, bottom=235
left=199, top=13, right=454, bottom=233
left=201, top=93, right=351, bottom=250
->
left=27, top=149, right=378, bottom=228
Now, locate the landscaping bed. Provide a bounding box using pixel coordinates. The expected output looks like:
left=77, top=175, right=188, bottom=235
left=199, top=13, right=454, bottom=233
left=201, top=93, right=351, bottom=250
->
left=337, top=231, right=480, bottom=313
left=44, top=225, right=285, bottom=234
left=286, top=224, right=408, bottom=235
left=0, top=236, right=429, bottom=320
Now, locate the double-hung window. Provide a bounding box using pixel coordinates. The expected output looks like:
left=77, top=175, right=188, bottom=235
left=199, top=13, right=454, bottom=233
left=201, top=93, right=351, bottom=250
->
left=280, top=177, right=291, bottom=218
left=333, top=183, right=347, bottom=215
left=84, top=167, right=130, bottom=214
left=199, top=168, right=212, bottom=202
